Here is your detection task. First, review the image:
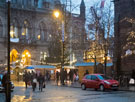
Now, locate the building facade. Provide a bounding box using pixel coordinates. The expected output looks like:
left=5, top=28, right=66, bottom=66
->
left=114, top=0, right=135, bottom=75
left=0, top=0, right=86, bottom=68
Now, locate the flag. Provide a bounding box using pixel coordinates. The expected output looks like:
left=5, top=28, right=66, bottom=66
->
left=100, top=0, right=106, bottom=8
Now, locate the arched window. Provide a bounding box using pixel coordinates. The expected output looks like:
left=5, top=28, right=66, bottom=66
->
left=0, top=19, right=3, bottom=37
left=10, top=19, right=18, bottom=38
left=22, top=20, right=29, bottom=39
left=39, top=22, right=47, bottom=41
left=22, top=0, right=27, bottom=6
left=12, top=0, right=17, bottom=4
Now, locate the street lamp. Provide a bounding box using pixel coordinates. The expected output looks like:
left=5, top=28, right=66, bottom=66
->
left=53, top=10, right=60, bottom=18
left=6, top=0, right=11, bottom=101
left=53, top=10, right=65, bottom=85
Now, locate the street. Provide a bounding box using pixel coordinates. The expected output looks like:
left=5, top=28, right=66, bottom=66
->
left=0, top=82, right=135, bottom=102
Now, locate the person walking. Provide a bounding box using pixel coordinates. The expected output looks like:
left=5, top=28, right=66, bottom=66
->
left=32, top=77, right=37, bottom=91
left=23, top=71, right=30, bottom=88
left=2, top=73, right=8, bottom=98
left=64, top=69, right=67, bottom=83
left=69, top=70, right=73, bottom=83
left=37, top=73, right=45, bottom=92
left=56, top=71, right=60, bottom=85
left=84, top=70, right=89, bottom=76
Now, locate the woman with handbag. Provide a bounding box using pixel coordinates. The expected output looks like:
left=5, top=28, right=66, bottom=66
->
left=32, top=77, right=37, bottom=91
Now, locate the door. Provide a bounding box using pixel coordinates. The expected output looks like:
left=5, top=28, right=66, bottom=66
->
left=85, top=75, right=92, bottom=88
left=91, top=75, right=99, bottom=88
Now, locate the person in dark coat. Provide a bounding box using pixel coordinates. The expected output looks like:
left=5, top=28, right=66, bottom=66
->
left=84, top=70, right=89, bottom=76
left=69, top=70, right=73, bottom=83
left=132, top=69, right=135, bottom=79
left=2, top=73, right=8, bottom=100
left=2, top=73, right=8, bottom=89
left=37, top=73, right=45, bottom=92
left=56, top=71, right=60, bottom=85
left=23, top=71, right=30, bottom=88
left=64, top=69, right=67, bottom=83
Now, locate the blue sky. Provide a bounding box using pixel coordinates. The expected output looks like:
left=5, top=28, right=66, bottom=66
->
left=61, top=0, right=113, bottom=14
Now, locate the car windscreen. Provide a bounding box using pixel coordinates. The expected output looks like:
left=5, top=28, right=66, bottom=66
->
left=97, top=75, right=112, bottom=80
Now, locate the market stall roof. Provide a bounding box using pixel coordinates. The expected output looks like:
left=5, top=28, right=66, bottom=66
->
left=75, top=62, right=99, bottom=67
left=105, top=63, right=113, bottom=67
left=75, top=62, right=113, bottom=67
left=26, top=65, right=56, bottom=69
left=25, top=66, right=34, bottom=69
left=64, top=66, right=76, bottom=69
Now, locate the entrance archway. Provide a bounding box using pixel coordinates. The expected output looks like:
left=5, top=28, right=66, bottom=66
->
left=21, top=50, right=31, bottom=65
left=10, top=49, right=19, bottom=64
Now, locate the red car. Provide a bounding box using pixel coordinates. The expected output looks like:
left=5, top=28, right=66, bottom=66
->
left=81, top=74, right=119, bottom=91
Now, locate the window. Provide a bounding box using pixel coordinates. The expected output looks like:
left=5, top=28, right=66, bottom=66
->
left=39, top=22, right=47, bottom=41
left=22, top=0, right=27, bottom=6
left=97, top=75, right=112, bottom=80
left=40, top=52, right=47, bottom=61
left=44, top=2, right=50, bottom=8
left=10, top=19, right=18, bottom=38
left=12, top=0, right=17, bottom=3
left=10, top=25, right=18, bottom=38
left=85, top=75, right=91, bottom=80
left=0, top=19, right=3, bottom=37
left=91, top=75, right=98, bottom=80
left=22, top=20, right=29, bottom=39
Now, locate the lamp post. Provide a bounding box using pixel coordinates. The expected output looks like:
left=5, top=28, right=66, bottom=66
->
left=104, top=40, right=108, bottom=76
left=6, top=0, right=11, bottom=102
left=53, top=10, right=65, bottom=85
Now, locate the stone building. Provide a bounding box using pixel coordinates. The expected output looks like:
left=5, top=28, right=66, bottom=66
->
left=0, top=0, right=86, bottom=68
left=114, top=0, right=135, bottom=75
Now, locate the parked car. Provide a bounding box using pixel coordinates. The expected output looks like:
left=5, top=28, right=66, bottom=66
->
left=0, top=74, right=14, bottom=92
left=81, top=74, right=119, bottom=91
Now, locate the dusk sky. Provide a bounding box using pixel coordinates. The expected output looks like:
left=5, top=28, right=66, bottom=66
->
left=61, top=0, right=113, bottom=15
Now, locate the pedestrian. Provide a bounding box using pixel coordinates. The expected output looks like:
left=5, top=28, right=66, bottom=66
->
left=84, top=70, right=89, bottom=76
left=46, top=71, right=49, bottom=81
left=32, top=77, right=37, bottom=91
left=69, top=69, right=73, bottom=83
left=56, top=71, right=60, bottom=85
left=37, top=73, right=45, bottom=92
left=64, top=69, right=67, bottom=83
left=23, top=71, right=30, bottom=88
left=2, top=73, right=8, bottom=99
left=48, top=72, right=51, bottom=81
left=131, top=69, right=135, bottom=79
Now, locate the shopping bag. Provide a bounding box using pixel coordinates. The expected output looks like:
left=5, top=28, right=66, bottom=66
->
left=129, top=78, right=135, bottom=84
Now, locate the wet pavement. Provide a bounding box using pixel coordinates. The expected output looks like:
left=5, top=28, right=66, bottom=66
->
left=0, top=81, right=135, bottom=102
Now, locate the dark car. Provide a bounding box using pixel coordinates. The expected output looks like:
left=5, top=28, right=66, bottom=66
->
left=81, top=74, right=119, bottom=91
left=0, top=74, right=14, bottom=92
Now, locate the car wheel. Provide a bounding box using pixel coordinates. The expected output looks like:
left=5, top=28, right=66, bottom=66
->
left=81, top=84, right=86, bottom=90
left=99, top=84, right=105, bottom=91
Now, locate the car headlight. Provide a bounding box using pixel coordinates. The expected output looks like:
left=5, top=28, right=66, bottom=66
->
left=104, top=81, right=110, bottom=85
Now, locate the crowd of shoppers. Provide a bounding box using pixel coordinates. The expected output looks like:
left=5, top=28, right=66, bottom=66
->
left=23, top=70, right=46, bottom=92
left=55, top=69, right=79, bottom=85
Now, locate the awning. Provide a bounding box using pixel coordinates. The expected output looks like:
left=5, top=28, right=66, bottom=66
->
left=26, top=65, right=56, bottom=69
left=75, top=62, right=99, bottom=67
left=25, top=66, right=34, bottom=69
